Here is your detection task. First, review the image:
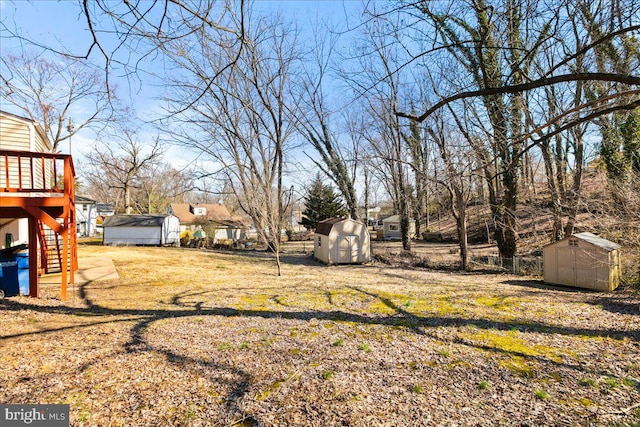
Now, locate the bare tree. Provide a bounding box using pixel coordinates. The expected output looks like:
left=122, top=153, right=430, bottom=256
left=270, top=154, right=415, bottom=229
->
left=1, top=1, right=247, bottom=108
left=85, top=129, right=164, bottom=214
left=0, top=52, right=115, bottom=152
left=388, top=0, right=640, bottom=259
left=164, top=11, right=301, bottom=275
left=296, top=28, right=361, bottom=220
left=426, top=117, right=475, bottom=270
left=134, top=163, right=195, bottom=214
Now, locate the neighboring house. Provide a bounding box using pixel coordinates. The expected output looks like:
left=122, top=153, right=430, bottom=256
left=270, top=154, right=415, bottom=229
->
left=381, top=215, right=416, bottom=240
left=96, top=203, right=115, bottom=218
left=103, top=214, right=181, bottom=246
left=543, top=232, right=621, bottom=291
left=95, top=203, right=115, bottom=234
left=0, top=110, right=77, bottom=299
left=314, top=217, right=370, bottom=265
left=169, top=203, right=246, bottom=241
left=76, top=195, right=98, bottom=237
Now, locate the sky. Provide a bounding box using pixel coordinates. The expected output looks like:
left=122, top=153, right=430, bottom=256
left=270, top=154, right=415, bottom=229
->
left=0, top=0, right=366, bottom=191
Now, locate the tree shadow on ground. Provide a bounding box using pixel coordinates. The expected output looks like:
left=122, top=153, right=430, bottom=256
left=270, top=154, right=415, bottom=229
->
left=501, top=279, right=594, bottom=293
left=3, top=279, right=639, bottom=425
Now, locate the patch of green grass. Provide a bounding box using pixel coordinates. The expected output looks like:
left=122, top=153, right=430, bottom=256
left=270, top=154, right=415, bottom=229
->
left=579, top=378, right=596, bottom=387
left=622, top=378, right=636, bottom=388
left=411, top=384, right=424, bottom=394
left=576, top=398, right=593, bottom=407
left=333, top=338, right=344, bottom=347
left=216, top=264, right=226, bottom=269
left=534, top=389, right=549, bottom=400
left=603, top=377, right=621, bottom=389
left=437, top=348, right=451, bottom=357
left=240, top=341, right=249, bottom=349
left=358, top=343, right=371, bottom=352
left=257, top=380, right=284, bottom=401
left=462, top=329, right=564, bottom=363
left=499, top=356, right=536, bottom=379
left=322, top=370, right=334, bottom=380
left=218, top=342, right=232, bottom=351
left=478, top=380, right=489, bottom=390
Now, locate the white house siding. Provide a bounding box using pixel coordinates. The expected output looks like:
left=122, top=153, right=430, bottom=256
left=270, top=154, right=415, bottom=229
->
left=1, top=113, right=53, bottom=191
left=0, top=113, right=30, bottom=150
left=1, top=112, right=55, bottom=247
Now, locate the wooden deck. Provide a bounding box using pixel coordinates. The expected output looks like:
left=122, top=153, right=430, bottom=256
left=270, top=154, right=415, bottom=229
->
left=0, top=149, right=77, bottom=300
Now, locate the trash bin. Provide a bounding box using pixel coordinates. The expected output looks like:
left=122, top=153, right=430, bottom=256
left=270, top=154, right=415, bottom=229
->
left=0, top=259, right=20, bottom=298
left=15, top=252, right=30, bottom=295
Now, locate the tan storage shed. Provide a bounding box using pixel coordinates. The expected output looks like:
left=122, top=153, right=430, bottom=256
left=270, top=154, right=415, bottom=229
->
left=543, top=232, right=621, bottom=291
left=381, top=215, right=416, bottom=240
left=314, top=218, right=370, bottom=265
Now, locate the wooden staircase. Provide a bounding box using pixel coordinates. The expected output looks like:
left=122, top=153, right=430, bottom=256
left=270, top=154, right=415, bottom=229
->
left=38, top=221, right=65, bottom=273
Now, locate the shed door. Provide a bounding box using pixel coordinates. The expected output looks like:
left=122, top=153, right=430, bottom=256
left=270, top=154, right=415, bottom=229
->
left=557, top=248, right=575, bottom=286
left=556, top=247, right=598, bottom=289
left=575, top=249, right=597, bottom=288
left=338, top=235, right=359, bottom=263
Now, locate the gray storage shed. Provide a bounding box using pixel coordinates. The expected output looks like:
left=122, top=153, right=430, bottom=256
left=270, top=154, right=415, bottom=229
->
left=314, top=218, right=370, bottom=265
left=103, top=214, right=181, bottom=246
left=543, top=232, right=621, bottom=291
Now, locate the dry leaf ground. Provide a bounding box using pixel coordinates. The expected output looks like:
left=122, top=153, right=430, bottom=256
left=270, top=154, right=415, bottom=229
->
left=1, top=244, right=639, bottom=426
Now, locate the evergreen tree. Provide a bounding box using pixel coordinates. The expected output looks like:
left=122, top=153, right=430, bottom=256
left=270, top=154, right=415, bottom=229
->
left=301, top=175, right=347, bottom=230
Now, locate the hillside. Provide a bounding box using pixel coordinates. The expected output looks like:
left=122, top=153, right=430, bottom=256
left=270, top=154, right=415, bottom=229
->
left=418, top=169, right=640, bottom=284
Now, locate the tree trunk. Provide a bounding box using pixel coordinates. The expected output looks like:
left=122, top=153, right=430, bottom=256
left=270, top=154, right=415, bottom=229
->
left=456, top=191, right=468, bottom=270
left=125, top=185, right=132, bottom=214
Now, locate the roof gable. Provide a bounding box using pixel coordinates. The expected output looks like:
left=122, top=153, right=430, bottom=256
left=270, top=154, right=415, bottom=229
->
left=169, top=203, right=233, bottom=224
left=316, top=217, right=350, bottom=236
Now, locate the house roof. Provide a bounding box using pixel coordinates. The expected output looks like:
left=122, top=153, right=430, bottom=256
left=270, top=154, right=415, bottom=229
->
left=315, top=217, right=349, bottom=236
left=573, top=232, right=621, bottom=251
left=169, top=203, right=244, bottom=227
left=76, top=195, right=97, bottom=204
left=103, top=214, right=170, bottom=228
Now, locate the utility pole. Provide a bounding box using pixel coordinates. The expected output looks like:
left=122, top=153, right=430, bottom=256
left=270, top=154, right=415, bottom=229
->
left=67, top=117, right=74, bottom=155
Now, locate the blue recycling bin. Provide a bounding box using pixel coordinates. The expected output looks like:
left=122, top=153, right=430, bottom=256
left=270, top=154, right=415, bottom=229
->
left=15, top=252, right=30, bottom=295
left=0, top=259, right=20, bottom=297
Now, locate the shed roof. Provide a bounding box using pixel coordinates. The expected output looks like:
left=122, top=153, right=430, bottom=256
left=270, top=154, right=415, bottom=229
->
left=573, top=232, right=620, bottom=251
left=315, top=217, right=351, bottom=236
left=103, top=214, right=170, bottom=228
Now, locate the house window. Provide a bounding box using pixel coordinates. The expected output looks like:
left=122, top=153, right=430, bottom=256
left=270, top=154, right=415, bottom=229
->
left=389, top=224, right=399, bottom=231
left=569, top=239, right=578, bottom=247
left=82, top=204, right=88, bottom=212
left=317, top=236, right=321, bottom=247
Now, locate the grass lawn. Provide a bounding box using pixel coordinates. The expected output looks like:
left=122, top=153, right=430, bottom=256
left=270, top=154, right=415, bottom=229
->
left=1, top=244, right=639, bottom=426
